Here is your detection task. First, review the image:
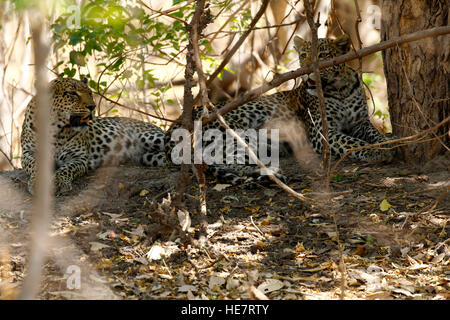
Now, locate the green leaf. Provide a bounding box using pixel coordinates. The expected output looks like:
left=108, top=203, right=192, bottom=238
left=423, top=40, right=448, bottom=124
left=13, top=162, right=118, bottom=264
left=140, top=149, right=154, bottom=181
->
left=69, top=33, right=82, bottom=46
left=87, top=80, right=97, bottom=89
left=63, top=67, right=76, bottom=78
left=373, top=110, right=384, bottom=118
left=331, top=173, right=344, bottom=182
left=69, top=51, right=86, bottom=66
left=363, top=77, right=372, bottom=86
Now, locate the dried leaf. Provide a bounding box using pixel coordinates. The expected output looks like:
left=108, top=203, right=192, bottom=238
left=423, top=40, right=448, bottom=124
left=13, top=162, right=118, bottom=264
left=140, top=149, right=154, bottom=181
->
left=187, top=290, right=196, bottom=300
left=209, top=275, right=226, bottom=290
left=302, top=263, right=331, bottom=273
left=226, top=278, right=240, bottom=290
left=354, top=245, right=367, bottom=256
left=177, top=210, right=191, bottom=231
left=245, top=206, right=261, bottom=213
left=147, top=245, right=165, bottom=260
left=89, top=242, right=110, bottom=252
left=213, top=184, right=231, bottom=191
left=125, top=225, right=145, bottom=237
left=178, top=285, right=197, bottom=292
left=221, top=195, right=239, bottom=203
left=380, top=199, right=392, bottom=212
left=326, top=231, right=338, bottom=241
left=257, top=279, right=283, bottom=294
left=96, top=259, right=113, bottom=269
left=100, top=212, right=123, bottom=219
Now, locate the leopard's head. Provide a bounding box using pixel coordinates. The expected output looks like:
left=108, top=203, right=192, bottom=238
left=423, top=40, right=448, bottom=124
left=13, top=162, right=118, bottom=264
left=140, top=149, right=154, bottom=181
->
left=50, top=77, right=96, bottom=132
left=293, top=35, right=359, bottom=97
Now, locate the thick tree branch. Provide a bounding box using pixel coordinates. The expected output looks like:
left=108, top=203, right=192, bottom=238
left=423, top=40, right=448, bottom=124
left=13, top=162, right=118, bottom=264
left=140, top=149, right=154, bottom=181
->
left=202, top=26, right=450, bottom=125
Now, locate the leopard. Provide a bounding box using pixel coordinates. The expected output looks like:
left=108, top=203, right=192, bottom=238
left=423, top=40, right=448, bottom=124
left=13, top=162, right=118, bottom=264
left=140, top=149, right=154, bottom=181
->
left=293, top=35, right=395, bottom=162
left=164, top=35, right=393, bottom=184
left=21, top=77, right=166, bottom=195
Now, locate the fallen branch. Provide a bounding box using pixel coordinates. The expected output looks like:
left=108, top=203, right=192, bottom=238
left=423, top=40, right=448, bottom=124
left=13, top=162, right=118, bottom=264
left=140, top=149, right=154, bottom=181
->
left=214, top=113, right=311, bottom=202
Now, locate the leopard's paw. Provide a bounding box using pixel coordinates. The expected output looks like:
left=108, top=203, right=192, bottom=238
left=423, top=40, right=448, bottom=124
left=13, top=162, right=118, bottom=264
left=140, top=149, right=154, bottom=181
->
left=55, top=179, right=73, bottom=196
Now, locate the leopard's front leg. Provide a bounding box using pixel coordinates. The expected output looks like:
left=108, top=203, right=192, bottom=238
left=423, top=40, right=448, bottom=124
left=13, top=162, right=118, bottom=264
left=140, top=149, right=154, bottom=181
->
left=22, top=149, right=38, bottom=195
left=310, top=125, right=393, bottom=162
left=349, top=119, right=396, bottom=161
left=54, top=161, right=87, bottom=195
left=54, top=145, right=89, bottom=195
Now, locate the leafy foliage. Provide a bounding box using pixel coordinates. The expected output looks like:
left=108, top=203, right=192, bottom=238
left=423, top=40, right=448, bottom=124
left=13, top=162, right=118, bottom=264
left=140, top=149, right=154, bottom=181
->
left=51, top=0, right=193, bottom=98
left=48, top=0, right=255, bottom=114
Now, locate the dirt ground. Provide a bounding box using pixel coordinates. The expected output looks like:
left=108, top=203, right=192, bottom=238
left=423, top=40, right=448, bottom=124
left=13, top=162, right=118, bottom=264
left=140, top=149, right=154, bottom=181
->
left=0, top=153, right=448, bottom=300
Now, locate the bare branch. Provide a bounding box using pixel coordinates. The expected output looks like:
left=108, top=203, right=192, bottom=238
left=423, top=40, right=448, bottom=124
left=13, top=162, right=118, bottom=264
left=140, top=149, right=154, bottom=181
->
left=173, top=0, right=212, bottom=211
left=204, top=0, right=271, bottom=89
left=304, top=0, right=330, bottom=175
left=191, top=2, right=310, bottom=203
left=96, top=91, right=179, bottom=124
left=327, top=116, right=450, bottom=187
left=138, top=0, right=188, bottom=24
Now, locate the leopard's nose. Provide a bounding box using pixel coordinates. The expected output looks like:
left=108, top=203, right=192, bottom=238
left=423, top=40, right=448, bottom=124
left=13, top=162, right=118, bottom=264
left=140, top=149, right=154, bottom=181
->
left=87, top=104, right=96, bottom=111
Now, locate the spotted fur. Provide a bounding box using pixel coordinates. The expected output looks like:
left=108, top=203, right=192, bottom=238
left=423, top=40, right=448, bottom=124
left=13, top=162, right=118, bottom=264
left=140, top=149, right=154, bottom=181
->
left=21, top=77, right=165, bottom=195
left=293, top=35, right=395, bottom=162
left=164, top=36, right=394, bottom=183
left=164, top=84, right=305, bottom=184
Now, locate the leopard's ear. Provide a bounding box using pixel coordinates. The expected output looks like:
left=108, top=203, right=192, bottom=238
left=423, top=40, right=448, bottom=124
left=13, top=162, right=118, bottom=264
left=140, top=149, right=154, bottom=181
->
left=293, top=35, right=306, bottom=51
left=334, top=35, right=351, bottom=54
left=49, top=78, right=62, bottom=93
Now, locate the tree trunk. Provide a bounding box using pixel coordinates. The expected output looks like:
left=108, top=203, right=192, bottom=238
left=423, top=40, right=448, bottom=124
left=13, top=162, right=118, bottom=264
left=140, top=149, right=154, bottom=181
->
left=380, top=0, right=449, bottom=163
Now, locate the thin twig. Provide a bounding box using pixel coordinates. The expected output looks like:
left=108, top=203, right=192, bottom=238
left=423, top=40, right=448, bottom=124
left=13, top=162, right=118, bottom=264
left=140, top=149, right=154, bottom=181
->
left=202, top=0, right=271, bottom=92
left=215, top=112, right=311, bottom=202
left=250, top=216, right=267, bottom=239
left=327, top=116, right=450, bottom=187
left=96, top=92, right=179, bottom=124
left=202, top=0, right=249, bottom=54
left=0, top=148, right=15, bottom=169
left=138, top=0, right=188, bottom=24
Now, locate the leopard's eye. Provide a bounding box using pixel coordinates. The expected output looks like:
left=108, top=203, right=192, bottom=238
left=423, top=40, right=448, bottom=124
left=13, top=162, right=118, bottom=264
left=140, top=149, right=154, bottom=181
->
left=65, top=90, right=80, bottom=97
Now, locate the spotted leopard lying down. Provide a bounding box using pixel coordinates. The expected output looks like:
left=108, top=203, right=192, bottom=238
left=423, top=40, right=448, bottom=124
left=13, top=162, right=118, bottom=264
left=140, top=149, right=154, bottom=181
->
left=21, top=77, right=166, bottom=195
left=164, top=35, right=394, bottom=183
